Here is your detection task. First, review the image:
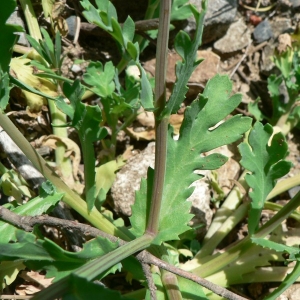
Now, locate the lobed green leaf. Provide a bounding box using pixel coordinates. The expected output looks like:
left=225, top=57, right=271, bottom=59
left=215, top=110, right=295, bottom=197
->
left=130, top=75, right=252, bottom=243
left=163, top=1, right=206, bottom=117
left=83, top=61, right=115, bottom=97
left=239, top=122, right=292, bottom=235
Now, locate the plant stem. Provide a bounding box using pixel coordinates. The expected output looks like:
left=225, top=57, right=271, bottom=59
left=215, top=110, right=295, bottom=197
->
left=32, top=234, right=153, bottom=300
left=48, top=100, right=74, bottom=184
left=161, top=270, right=183, bottom=300
left=18, top=0, right=42, bottom=41
left=255, top=190, right=300, bottom=238
left=19, top=0, right=75, bottom=186
left=146, top=0, right=171, bottom=235
left=264, top=201, right=300, bottom=222
left=195, top=202, right=249, bottom=261
left=0, top=113, right=130, bottom=240
left=187, top=191, right=300, bottom=278
left=203, top=171, right=248, bottom=242
left=266, top=173, right=300, bottom=200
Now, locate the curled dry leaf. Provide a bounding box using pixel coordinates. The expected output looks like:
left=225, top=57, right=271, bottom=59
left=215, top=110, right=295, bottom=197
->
left=277, top=33, right=292, bottom=54
left=136, top=107, right=155, bottom=128
left=10, top=57, right=58, bottom=112
left=126, top=127, right=155, bottom=141
left=40, top=135, right=84, bottom=194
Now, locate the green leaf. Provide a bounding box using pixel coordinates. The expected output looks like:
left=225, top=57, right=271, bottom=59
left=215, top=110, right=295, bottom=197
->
left=248, top=98, right=266, bottom=122
left=39, top=237, right=121, bottom=281
left=0, top=72, right=11, bottom=112
left=251, top=238, right=299, bottom=255
left=61, top=274, right=134, bottom=300
left=139, top=65, right=154, bottom=110
left=267, top=75, right=284, bottom=124
left=94, top=158, right=125, bottom=205
left=0, top=230, right=120, bottom=282
left=130, top=169, right=154, bottom=237
left=62, top=80, right=108, bottom=211
left=0, top=187, right=63, bottom=244
left=122, top=16, right=135, bottom=46
left=171, top=0, right=193, bottom=21
left=9, top=75, right=59, bottom=101
left=130, top=75, right=252, bottom=243
left=83, top=61, right=115, bottom=97
left=238, top=122, right=292, bottom=235
left=163, top=0, right=207, bottom=116
left=177, top=276, right=208, bottom=300
left=0, top=0, right=20, bottom=73
left=0, top=261, right=25, bottom=291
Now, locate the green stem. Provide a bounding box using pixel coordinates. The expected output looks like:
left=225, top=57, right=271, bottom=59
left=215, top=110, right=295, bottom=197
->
left=161, top=270, right=182, bottom=300
left=0, top=113, right=130, bottom=240
left=32, top=234, right=153, bottom=300
left=255, top=190, right=300, bottom=239
left=19, top=0, right=75, bottom=185
left=48, top=100, right=74, bottom=184
left=146, top=0, right=171, bottom=235
left=264, top=201, right=300, bottom=222
left=18, top=0, right=42, bottom=41
left=203, top=170, right=248, bottom=242
left=195, top=202, right=249, bottom=260
left=187, top=191, right=300, bottom=277
left=80, top=135, right=96, bottom=209
left=116, top=0, right=160, bottom=73
left=266, top=173, right=300, bottom=200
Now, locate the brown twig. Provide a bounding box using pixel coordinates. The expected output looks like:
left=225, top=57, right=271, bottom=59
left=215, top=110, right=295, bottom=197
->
left=223, top=41, right=268, bottom=72
left=141, top=262, right=157, bottom=300
left=80, top=18, right=160, bottom=37
left=0, top=206, right=248, bottom=300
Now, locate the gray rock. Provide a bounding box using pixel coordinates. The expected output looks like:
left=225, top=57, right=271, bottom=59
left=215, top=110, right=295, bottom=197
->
left=111, top=142, right=155, bottom=217
left=260, top=43, right=276, bottom=75
left=214, top=18, right=251, bottom=53
left=188, top=176, right=213, bottom=239
left=290, top=0, right=300, bottom=9
left=270, top=17, right=293, bottom=39
left=110, top=142, right=213, bottom=237
left=260, top=18, right=292, bottom=75
left=187, top=0, right=237, bottom=44
left=6, top=8, right=29, bottom=47
left=253, top=19, right=273, bottom=43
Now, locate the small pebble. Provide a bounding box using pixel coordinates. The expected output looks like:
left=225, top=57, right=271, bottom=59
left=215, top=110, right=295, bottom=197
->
left=71, top=64, right=82, bottom=73
left=253, top=19, right=273, bottom=43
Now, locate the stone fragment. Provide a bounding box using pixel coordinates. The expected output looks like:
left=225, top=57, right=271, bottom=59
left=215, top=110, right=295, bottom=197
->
left=291, top=0, right=300, bottom=9
left=253, top=19, right=273, bottom=43
left=188, top=175, right=213, bottom=239
left=270, top=17, right=293, bottom=39
left=214, top=19, right=251, bottom=53
left=144, top=50, right=220, bottom=96
left=188, top=0, right=237, bottom=44
left=6, top=8, right=29, bottom=47
left=111, top=142, right=155, bottom=217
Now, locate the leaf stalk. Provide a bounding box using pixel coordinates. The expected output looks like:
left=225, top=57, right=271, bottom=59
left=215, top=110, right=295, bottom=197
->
left=146, top=0, right=171, bottom=235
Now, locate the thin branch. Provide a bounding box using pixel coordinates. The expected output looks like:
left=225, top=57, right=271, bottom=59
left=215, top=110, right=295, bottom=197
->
left=138, top=252, right=247, bottom=300
left=0, top=207, right=247, bottom=300
left=141, top=262, right=157, bottom=300
left=80, top=19, right=160, bottom=37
